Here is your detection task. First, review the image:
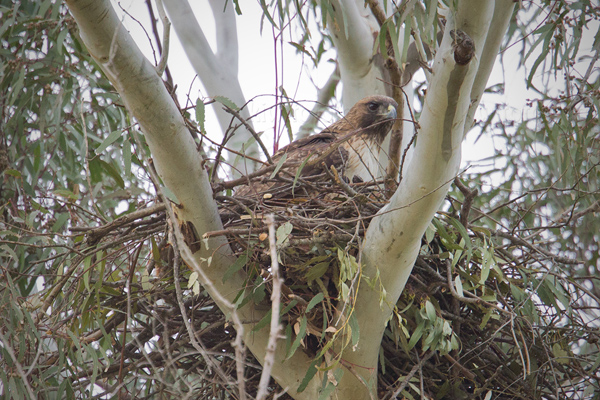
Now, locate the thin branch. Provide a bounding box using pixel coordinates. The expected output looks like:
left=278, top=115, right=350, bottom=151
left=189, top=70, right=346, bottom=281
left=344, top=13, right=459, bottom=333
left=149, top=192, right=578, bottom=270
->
left=144, top=0, right=173, bottom=86
left=493, top=230, right=582, bottom=265
left=386, top=351, right=435, bottom=400
left=223, top=105, right=273, bottom=164
left=0, top=330, right=37, bottom=400
left=323, top=164, right=380, bottom=213
left=256, top=214, right=283, bottom=400
left=453, top=177, right=478, bottom=229
left=154, top=0, right=171, bottom=77
left=70, top=203, right=166, bottom=237
left=557, top=199, right=600, bottom=223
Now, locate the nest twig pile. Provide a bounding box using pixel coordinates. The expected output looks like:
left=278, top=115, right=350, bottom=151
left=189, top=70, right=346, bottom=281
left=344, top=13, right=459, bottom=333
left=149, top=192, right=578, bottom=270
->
left=202, top=169, right=597, bottom=399
left=45, top=167, right=595, bottom=400
left=210, top=168, right=386, bottom=336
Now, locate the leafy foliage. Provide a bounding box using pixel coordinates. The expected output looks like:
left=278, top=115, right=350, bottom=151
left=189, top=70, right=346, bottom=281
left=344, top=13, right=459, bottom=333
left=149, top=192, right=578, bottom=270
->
left=1, top=1, right=599, bottom=400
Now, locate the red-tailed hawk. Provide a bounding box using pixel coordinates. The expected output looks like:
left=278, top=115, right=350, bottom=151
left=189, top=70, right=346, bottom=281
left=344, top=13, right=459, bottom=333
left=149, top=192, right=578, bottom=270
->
left=237, top=95, right=397, bottom=197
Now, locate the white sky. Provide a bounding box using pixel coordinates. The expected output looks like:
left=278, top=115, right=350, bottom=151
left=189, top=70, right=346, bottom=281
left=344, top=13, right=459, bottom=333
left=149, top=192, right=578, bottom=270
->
left=112, top=1, right=597, bottom=173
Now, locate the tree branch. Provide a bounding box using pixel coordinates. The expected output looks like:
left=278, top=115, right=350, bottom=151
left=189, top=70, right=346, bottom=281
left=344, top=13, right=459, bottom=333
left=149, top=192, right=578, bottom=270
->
left=65, top=1, right=320, bottom=397
left=334, top=2, right=511, bottom=397
left=256, top=214, right=283, bottom=400
left=328, top=0, right=387, bottom=108
left=223, top=105, right=273, bottom=164
left=163, top=0, right=258, bottom=174
left=462, top=1, right=516, bottom=138
left=153, top=0, right=170, bottom=77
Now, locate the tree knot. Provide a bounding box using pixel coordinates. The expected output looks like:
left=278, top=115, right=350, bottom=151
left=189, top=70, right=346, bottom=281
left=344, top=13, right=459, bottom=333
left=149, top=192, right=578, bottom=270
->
left=450, top=30, right=475, bottom=65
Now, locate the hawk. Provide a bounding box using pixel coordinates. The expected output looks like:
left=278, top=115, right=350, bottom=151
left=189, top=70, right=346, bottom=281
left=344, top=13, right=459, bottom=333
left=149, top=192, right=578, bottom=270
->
left=237, top=95, right=398, bottom=197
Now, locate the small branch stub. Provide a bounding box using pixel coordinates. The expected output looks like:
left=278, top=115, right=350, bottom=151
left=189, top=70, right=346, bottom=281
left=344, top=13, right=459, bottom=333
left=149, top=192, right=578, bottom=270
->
left=450, top=30, right=475, bottom=65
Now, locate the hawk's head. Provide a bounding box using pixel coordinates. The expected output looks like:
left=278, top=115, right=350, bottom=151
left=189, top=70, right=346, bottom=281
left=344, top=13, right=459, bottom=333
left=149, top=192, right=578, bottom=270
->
left=336, top=95, right=398, bottom=182
left=326, top=95, right=398, bottom=142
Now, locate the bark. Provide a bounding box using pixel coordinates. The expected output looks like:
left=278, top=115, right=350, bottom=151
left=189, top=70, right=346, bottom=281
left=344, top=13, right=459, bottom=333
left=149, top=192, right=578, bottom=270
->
left=328, top=0, right=387, bottom=109
left=330, top=2, right=515, bottom=398
left=163, top=0, right=259, bottom=176
left=65, top=1, right=319, bottom=398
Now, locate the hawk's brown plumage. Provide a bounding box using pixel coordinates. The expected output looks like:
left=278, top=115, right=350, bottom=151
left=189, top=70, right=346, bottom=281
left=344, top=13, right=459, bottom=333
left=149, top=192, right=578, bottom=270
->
left=237, top=95, right=397, bottom=197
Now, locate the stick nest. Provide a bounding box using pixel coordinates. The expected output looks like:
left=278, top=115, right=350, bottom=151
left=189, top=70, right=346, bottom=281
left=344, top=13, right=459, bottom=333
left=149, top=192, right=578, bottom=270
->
left=203, top=171, right=592, bottom=399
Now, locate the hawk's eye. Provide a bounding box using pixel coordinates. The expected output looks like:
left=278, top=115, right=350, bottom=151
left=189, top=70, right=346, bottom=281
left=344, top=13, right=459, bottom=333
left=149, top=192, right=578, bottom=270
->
left=367, top=102, right=379, bottom=112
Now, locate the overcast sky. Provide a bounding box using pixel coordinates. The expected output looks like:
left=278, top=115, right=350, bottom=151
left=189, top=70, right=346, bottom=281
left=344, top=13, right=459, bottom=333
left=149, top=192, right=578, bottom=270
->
left=112, top=1, right=597, bottom=173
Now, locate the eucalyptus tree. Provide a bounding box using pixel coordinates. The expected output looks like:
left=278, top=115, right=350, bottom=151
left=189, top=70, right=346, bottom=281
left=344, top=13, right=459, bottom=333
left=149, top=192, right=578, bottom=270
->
left=1, top=1, right=598, bottom=399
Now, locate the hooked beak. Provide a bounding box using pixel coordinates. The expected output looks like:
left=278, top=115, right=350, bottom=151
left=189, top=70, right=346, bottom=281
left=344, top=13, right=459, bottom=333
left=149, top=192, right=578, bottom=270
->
left=384, top=103, right=397, bottom=120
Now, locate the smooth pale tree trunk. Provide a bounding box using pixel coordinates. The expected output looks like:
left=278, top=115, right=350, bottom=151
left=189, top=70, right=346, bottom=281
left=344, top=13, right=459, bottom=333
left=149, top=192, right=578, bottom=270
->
left=323, top=1, right=515, bottom=398
left=66, top=0, right=514, bottom=399
left=65, top=1, right=320, bottom=398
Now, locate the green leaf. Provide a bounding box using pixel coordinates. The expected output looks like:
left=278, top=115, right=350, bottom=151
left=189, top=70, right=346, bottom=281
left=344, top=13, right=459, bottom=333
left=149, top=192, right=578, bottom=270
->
left=317, top=380, right=338, bottom=400
left=407, top=321, right=424, bottom=350
left=52, top=213, right=70, bottom=232
left=214, top=95, right=239, bottom=111
left=305, top=262, right=329, bottom=282
left=223, top=254, right=248, bottom=283
left=276, top=221, right=293, bottom=246
left=348, top=311, right=360, bottom=348
left=52, top=189, right=79, bottom=201
left=258, top=0, right=278, bottom=29
left=161, top=186, right=179, bottom=204
left=195, top=98, right=206, bottom=132
left=279, top=94, right=294, bottom=143
left=480, top=244, right=494, bottom=284
left=95, top=129, right=123, bottom=154
left=231, top=0, right=242, bottom=15
left=3, top=169, right=21, bottom=178
left=98, top=159, right=125, bottom=188
left=270, top=153, right=288, bottom=179
left=252, top=300, right=298, bottom=332
left=30, top=199, right=49, bottom=214
left=83, top=256, right=92, bottom=292
left=287, top=315, right=307, bottom=359
left=122, top=139, right=132, bottom=177
left=297, top=357, right=320, bottom=393
left=378, top=19, right=389, bottom=58
left=454, top=275, right=463, bottom=298
left=425, top=301, right=437, bottom=321
left=292, top=154, right=313, bottom=195
left=55, top=25, right=68, bottom=55
left=306, top=293, right=324, bottom=312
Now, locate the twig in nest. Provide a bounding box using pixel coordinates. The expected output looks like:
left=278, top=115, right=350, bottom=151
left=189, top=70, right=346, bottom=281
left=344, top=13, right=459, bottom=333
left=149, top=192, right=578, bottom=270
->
left=442, top=353, right=476, bottom=381
left=256, top=214, right=283, bottom=400
left=203, top=227, right=267, bottom=238
left=453, top=177, right=478, bottom=229
left=445, top=260, right=511, bottom=315
left=323, top=164, right=381, bottom=213
left=386, top=351, right=436, bottom=400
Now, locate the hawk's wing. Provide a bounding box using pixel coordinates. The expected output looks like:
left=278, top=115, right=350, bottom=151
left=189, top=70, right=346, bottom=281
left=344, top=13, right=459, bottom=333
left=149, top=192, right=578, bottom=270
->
left=237, top=132, right=348, bottom=197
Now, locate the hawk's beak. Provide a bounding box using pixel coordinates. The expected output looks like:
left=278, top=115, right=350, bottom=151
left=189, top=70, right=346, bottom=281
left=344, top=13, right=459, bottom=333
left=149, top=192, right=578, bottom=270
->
left=384, top=104, right=397, bottom=120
